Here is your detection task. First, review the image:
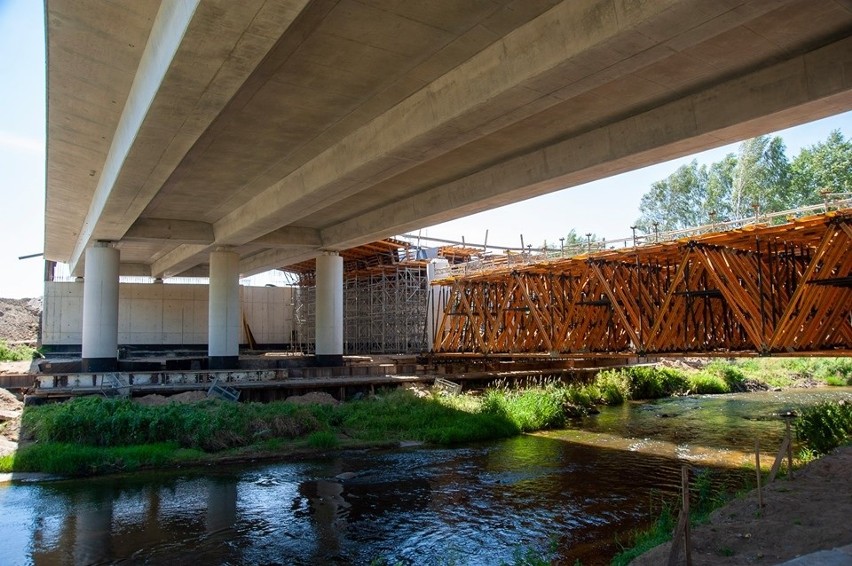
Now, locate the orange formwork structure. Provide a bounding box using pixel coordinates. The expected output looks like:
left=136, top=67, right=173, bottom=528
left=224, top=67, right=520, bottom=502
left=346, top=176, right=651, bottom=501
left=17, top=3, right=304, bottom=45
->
left=431, top=211, right=852, bottom=357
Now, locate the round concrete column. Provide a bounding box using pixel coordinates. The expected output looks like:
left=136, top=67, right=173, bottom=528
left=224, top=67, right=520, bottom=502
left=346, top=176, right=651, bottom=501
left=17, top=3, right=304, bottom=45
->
left=315, top=252, right=343, bottom=366
left=81, top=242, right=119, bottom=372
left=208, top=249, right=240, bottom=370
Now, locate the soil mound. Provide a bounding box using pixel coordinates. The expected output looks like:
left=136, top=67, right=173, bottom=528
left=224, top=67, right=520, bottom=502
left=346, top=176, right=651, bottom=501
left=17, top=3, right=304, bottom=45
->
left=135, top=391, right=209, bottom=405
left=0, top=387, right=23, bottom=451
left=0, top=298, right=41, bottom=343
left=284, top=392, right=339, bottom=406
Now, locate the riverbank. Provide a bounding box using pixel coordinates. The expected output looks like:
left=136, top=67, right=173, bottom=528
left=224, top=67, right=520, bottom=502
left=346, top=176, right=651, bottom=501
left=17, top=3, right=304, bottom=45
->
left=1, top=358, right=850, bottom=477
left=628, top=445, right=852, bottom=565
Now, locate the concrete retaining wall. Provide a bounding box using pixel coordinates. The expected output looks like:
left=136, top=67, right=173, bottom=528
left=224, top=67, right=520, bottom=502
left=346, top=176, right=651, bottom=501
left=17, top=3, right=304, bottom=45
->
left=42, top=282, right=294, bottom=347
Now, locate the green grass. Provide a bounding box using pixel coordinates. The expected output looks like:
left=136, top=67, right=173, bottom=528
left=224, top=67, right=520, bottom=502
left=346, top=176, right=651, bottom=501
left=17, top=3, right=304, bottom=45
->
left=9, top=442, right=204, bottom=476
left=14, top=389, right=522, bottom=475
left=0, top=340, right=37, bottom=362
left=687, top=372, right=730, bottom=394
left=611, top=503, right=675, bottom=566
left=481, top=387, right=567, bottom=432
left=338, top=389, right=519, bottom=444
left=731, top=357, right=852, bottom=388
left=307, top=430, right=339, bottom=449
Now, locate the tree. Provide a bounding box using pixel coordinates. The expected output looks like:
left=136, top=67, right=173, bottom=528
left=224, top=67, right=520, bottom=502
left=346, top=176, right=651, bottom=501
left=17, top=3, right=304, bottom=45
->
left=637, top=135, right=796, bottom=231
left=730, top=135, right=791, bottom=217
left=790, top=129, right=852, bottom=204
left=636, top=160, right=708, bottom=231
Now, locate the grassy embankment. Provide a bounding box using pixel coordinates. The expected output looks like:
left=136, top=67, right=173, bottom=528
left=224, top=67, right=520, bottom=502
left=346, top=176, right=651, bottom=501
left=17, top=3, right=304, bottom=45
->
left=2, top=357, right=849, bottom=477
left=610, top=398, right=852, bottom=565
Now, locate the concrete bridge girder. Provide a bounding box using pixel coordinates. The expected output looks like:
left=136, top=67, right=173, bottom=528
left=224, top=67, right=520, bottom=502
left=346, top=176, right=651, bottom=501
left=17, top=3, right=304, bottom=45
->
left=46, top=0, right=852, bottom=281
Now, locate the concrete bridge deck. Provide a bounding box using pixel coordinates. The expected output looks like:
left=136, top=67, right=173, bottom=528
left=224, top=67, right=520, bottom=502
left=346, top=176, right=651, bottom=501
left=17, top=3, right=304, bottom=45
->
left=47, top=0, right=852, bottom=280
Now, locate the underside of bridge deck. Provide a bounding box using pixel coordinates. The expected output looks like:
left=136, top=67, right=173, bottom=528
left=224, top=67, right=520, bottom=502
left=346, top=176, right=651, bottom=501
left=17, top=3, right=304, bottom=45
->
left=46, top=0, right=852, bottom=279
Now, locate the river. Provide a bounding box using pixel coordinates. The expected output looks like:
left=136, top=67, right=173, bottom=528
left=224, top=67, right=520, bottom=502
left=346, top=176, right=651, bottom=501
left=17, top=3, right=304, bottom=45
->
left=2, top=387, right=850, bottom=565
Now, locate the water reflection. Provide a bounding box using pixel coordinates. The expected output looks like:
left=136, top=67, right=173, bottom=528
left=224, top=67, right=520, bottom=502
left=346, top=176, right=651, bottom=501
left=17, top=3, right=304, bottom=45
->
left=0, top=387, right=848, bottom=565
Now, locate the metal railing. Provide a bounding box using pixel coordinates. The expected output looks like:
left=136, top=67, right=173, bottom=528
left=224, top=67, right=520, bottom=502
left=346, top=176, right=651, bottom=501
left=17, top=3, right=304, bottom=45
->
left=434, top=194, right=852, bottom=280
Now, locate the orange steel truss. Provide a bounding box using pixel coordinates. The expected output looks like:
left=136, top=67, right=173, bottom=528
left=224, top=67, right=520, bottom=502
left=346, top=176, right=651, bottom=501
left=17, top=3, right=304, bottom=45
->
left=432, top=211, right=852, bottom=356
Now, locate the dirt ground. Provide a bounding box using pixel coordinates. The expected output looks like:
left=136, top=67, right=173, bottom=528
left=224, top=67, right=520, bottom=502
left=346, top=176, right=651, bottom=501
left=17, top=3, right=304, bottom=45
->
left=631, top=446, right=852, bottom=565
left=0, top=360, right=33, bottom=375
left=0, top=298, right=41, bottom=343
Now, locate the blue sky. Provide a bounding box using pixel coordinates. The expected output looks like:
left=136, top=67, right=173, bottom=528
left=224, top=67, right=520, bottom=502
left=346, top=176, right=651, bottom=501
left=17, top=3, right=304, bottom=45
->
left=1, top=0, right=850, bottom=298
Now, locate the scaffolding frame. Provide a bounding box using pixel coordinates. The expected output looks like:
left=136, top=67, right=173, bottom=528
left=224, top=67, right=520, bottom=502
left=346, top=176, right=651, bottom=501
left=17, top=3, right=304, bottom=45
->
left=293, top=265, right=429, bottom=354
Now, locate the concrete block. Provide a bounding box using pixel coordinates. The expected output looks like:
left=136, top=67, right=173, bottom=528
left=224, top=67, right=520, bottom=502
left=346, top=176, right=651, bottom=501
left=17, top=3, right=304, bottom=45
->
left=131, top=373, right=152, bottom=385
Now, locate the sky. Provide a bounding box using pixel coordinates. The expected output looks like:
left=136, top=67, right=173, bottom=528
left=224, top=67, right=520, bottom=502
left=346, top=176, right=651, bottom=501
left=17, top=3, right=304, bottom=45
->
left=1, top=0, right=851, bottom=298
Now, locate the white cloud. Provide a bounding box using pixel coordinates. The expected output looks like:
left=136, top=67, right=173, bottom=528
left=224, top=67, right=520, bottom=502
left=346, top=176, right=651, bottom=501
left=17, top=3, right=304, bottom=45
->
left=0, top=131, right=44, bottom=153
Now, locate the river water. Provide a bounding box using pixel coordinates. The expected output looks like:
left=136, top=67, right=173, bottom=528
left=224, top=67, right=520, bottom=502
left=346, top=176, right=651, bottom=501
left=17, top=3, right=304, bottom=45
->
left=2, top=388, right=850, bottom=565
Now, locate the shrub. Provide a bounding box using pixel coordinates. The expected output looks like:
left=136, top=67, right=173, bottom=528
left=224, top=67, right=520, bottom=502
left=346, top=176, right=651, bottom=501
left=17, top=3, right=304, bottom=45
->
left=0, top=341, right=37, bottom=362
left=813, top=358, right=852, bottom=385
left=688, top=372, right=730, bottom=394
left=622, top=367, right=689, bottom=399
left=594, top=370, right=629, bottom=404
left=795, top=401, right=852, bottom=455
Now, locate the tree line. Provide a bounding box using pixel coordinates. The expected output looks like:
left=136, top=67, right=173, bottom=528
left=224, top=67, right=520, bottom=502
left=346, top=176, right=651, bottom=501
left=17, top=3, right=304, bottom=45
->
left=634, top=129, right=852, bottom=231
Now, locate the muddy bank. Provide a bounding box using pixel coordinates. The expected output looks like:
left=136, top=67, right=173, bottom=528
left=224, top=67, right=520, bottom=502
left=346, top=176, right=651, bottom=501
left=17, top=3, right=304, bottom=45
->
left=630, top=446, right=852, bottom=565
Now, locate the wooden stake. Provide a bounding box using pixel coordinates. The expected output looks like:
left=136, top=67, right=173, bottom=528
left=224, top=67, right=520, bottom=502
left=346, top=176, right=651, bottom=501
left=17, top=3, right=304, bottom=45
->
left=785, top=419, right=794, bottom=479
left=755, top=441, right=764, bottom=510
left=768, top=435, right=791, bottom=484
left=668, top=465, right=692, bottom=566
left=682, top=466, right=692, bottom=566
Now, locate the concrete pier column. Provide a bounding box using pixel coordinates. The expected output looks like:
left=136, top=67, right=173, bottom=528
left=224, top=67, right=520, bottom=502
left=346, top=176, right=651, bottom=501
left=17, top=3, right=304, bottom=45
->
left=81, top=242, right=119, bottom=372
left=315, top=252, right=343, bottom=366
left=208, top=248, right=240, bottom=370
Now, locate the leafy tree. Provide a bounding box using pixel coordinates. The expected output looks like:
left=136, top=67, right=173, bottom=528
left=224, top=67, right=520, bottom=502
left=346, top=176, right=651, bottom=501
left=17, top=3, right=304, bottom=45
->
left=631, top=133, right=850, bottom=231
left=730, top=135, right=791, bottom=217
left=790, top=129, right=852, bottom=204
left=637, top=160, right=707, bottom=231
